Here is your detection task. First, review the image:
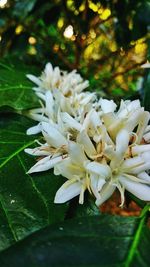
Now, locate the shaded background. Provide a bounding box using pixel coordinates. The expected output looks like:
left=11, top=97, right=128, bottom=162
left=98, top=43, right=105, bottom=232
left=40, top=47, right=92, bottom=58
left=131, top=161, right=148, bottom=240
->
left=0, top=0, right=150, bottom=100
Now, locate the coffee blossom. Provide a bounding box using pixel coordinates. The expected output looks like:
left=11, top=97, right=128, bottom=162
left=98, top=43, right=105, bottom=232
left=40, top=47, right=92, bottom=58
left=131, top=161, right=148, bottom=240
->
left=25, top=62, right=150, bottom=207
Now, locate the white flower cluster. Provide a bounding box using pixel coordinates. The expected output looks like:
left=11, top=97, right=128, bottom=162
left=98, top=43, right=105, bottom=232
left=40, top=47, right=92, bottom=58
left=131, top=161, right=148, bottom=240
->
left=25, top=62, right=150, bottom=207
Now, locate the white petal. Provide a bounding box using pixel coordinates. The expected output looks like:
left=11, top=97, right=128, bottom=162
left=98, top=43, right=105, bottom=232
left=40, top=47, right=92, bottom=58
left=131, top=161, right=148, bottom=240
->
left=57, top=110, right=66, bottom=133
left=143, top=132, right=150, bottom=143
left=90, top=110, right=102, bottom=129
left=77, top=130, right=96, bottom=158
left=99, top=99, right=117, bottom=113
left=82, top=109, right=102, bottom=131
left=28, top=113, right=49, bottom=123
left=53, top=67, right=60, bottom=86
left=95, top=182, right=116, bottom=206
left=97, top=178, right=106, bottom=191
left=26, top=74, right=42, bottom=87
left=103, top=114, right=123, bottom=140
left=59, top=95, right=75, bottom=116
left=117, top=100, right=141, bottom=118
left=80, top=93, right=95, bottom=105
left=54, top=181, right=82, bottom=203
left=102, top=113, right=116, bottom=129
left=110, top=129, right=129, bottom=170
left=90, top=174, right=106, bottom=194
left=141, top=151, right=150, bottom=163
left=44, top=63, right=53, bottom=77
left=136, top=111, right=150, bottom=143
left=25, top=146, right=51, bottom=156
left=86, top=162, right=111, bottom=178
left=116, top=129, right=129, bottom=156
left=35, top=92, right=46, bottom=101
left=61, top=112, right=81, bottom=131
left=26, top=124, right=42, bottom=135
left=131, top=163, right=150, bottom=174
left=122, top=156, right=144, bottom=170
left=54, top=158, right=84, bottom=179
left=132, top=144, right=150, bottom=155
left=69, top=142, right=87, bottom=166
left=119, top=176, right=150, bottom=201
left=104, top=145, right=115, bottom=159
left=101, top=126, right=114, bottom=146
left=138, top=172, right=150, bottom=183
left=123, top=153, right=150, bottom=174
left=27, top=155, right=63, bottom=173
left=144, top=125, right=150, bottom=134
left=45, top=91, right=54, bottom=118
left=74, top=80, right=89, bottom=93
left=42, top=122, right=67, bottom=148
left=29, top=108, right=44, bottom=114
left=125, top=108, right=144, bottom=133
left=90, top=174, right=105, bottom=199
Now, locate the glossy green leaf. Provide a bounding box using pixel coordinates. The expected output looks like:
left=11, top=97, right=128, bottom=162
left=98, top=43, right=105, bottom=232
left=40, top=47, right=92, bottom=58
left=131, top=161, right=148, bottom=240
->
left=0, top=212, right=150, bottom=267
left=0, top=58, right=39, bottom=111
left=0, top=113, right=68, bottom=251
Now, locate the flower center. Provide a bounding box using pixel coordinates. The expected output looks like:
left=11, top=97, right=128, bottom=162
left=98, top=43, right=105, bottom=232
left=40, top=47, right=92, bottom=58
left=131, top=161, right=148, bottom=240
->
left=112, top=168, right=119, bottom=175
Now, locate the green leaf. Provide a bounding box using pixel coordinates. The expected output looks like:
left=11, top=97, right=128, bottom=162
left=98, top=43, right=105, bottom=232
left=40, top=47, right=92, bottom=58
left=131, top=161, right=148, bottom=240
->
left=65, top=194, right=100, bottom=219
left=0, top=113, right=68, bottom=251
left=0, top=58, right=39, bottom=111
left=143, top=71, right=150, bottom=112
left=0, top=212, right=150, bottom=267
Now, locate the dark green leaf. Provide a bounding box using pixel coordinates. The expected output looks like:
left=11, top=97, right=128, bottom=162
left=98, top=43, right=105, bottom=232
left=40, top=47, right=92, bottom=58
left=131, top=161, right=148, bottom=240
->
left=0, top=113, right=68, bottom=251
left=65, top=194, right=100, bottom=219
left=0, top=58, right=39, bottom=111
left=143, top=72, right=150, bottom=112
left=0, top=212, right=150, bottom=267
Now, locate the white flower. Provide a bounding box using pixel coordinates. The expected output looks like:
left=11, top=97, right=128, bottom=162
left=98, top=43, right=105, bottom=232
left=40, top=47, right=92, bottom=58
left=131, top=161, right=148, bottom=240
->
left=102, top=99, right=150, bottom=141
left=25, top=122, right=68, bottom=173
left=26, top=62, right=96, bottom=134
left=27, top=62, right=89, bottom=96
left=54, top=142, right=111, bottom=204
left=54, top=125, right=150, bottom=206
left=96, top=129, right=150, bottom=206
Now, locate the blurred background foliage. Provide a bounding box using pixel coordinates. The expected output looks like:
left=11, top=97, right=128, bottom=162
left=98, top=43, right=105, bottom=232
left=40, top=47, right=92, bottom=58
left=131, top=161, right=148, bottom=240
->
left=0, top=0, right=150, bottom=100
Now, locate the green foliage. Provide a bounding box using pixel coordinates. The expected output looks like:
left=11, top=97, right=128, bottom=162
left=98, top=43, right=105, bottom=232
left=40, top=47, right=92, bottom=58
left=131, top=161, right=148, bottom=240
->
left=0, top=58, right=39, bottom=110
left=0, top=113, right=68, bottom=251
left=0, top=0, right=149, bottom=99
left=0, top=212, right=150, bottom=267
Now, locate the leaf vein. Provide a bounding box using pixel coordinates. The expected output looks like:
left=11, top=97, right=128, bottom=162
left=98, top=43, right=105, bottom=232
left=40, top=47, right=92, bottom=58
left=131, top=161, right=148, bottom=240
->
left=17, top=154, right=50, bottom=224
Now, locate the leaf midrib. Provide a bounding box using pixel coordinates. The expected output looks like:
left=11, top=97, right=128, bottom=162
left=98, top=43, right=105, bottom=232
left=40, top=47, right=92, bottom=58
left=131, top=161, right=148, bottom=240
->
left=0, top=139, right=36, bottom=169
left=0, top=136, right=51, bottom=242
